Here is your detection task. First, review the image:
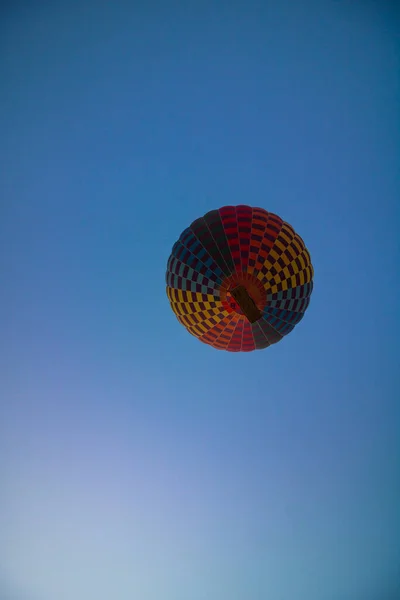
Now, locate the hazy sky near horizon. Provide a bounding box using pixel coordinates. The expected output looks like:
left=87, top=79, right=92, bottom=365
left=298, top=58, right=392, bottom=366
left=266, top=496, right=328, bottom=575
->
left=1, top=1, right=399, bottom=599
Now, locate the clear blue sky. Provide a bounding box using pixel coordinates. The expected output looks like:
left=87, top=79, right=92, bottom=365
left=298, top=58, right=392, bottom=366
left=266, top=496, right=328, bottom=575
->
left=1, top=1, right=399, bottom=599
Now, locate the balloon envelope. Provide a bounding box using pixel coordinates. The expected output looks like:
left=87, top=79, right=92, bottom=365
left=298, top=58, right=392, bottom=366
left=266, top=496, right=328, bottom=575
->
left=166, top=205, right=314, bottom=352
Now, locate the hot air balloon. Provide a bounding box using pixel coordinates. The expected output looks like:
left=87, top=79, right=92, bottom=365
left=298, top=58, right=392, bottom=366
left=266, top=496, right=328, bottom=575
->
left=166, top=205, right=314, bottom=352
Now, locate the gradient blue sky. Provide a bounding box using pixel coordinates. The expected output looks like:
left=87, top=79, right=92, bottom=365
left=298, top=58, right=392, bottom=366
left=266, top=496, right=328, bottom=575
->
left=1, top=2, right=399, bottom=599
